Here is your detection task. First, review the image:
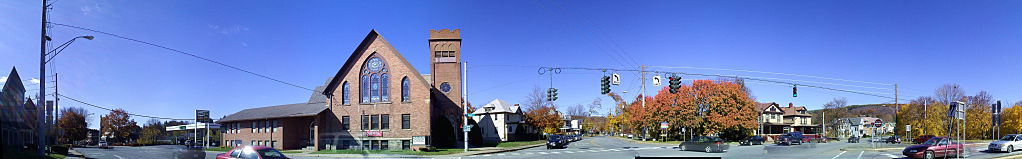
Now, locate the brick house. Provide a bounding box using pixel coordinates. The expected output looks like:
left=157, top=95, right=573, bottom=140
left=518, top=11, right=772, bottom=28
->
left=219, top=29, right=465, bottom=151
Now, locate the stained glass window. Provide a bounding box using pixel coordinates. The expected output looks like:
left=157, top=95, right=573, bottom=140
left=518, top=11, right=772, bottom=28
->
left=361, top=55, right=389, bottom=103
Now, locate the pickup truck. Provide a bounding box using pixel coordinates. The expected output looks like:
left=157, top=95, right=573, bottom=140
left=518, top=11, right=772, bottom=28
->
left=775, top=132, right=806, bottom=145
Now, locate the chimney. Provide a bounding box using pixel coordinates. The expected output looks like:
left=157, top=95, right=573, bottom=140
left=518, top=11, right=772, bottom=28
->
left=788, top=103, right=793, bottom=108
left=514, top=104, right=519, bottom=106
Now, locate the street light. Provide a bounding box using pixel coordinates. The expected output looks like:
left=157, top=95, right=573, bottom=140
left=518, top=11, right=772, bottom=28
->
left=38, top=35, right=92, bottom=154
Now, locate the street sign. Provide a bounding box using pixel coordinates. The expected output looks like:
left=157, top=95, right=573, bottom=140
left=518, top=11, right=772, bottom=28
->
left=196, top=110, right=211, bottom=123
left=611, top=73, right=621, bottom=85
left=660, top=122, right=668, bottom=129
left=874, top=119, right=883, bottom=127
left=652, top=75, right=662, bottom=86
left=465, top=113, right=475, bottom=117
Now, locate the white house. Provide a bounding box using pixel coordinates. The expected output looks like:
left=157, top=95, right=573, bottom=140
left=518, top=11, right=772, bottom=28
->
left=471, top=99, right=525, bottom=142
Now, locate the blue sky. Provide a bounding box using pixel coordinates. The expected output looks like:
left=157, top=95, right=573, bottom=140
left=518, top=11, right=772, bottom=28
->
left=2, top=0, right=1021, bottom=129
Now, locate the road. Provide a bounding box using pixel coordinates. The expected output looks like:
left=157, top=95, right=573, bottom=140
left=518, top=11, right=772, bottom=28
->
left=74, top=137, right=1022, bottom=159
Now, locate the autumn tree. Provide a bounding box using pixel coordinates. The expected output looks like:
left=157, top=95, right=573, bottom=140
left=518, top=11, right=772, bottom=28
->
left=605, top=92, right=631, bottom=134
left=101, top=109, right=139, bottom=143
left=690, top=80, right=758, bottom=140
left=646, top=86, right=699, bottom=141
left=999, top=103, right=1022, bottom=135
left=57, top=107, right=91, bottom=143
left=139, top=118, right=164, bottom=145
left=525, top=105, right=562, bottom=134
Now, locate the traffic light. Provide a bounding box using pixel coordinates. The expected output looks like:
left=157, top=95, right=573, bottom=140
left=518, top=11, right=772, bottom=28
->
left=792, top=85, right=798, bottom=97
left=668, top=75, right=681, bottom=94
left=547, top=88, right=559, bottom=101
left=601, top=76, right=611, bottom=94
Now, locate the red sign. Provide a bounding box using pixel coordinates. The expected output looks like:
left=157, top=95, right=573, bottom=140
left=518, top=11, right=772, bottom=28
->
left=364, top=131, right=382, bottom=137
left=874, top=119, right=883, bottom=127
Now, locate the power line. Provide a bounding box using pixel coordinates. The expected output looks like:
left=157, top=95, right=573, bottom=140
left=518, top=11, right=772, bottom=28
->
left=647, top=65, right=894, bottom=86
left=58, top=94, right=196, bottom=120
left=50, top=23, right=318, bottom=93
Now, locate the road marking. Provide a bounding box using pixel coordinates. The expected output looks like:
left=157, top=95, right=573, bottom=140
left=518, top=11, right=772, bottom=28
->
left=564, top=151, right=575, bottom=153
left=481, top=154, right=492, bottom=157
left=538, top=152, right=548, bottom=154
left=113, top=155, right=126, bottom=159
left=591, top=139, right=605, bottom=149
left=831, top=151, right=847, bottom=159
left=550, top=152, right=560, bottom=154
left=857, top=151, right=863, bottom=159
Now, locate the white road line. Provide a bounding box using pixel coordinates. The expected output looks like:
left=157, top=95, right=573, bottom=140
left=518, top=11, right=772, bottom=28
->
left=564, top=151, right=574, bottom=153
left=831, top=151, right=847, bottom=159
left=113, top=155, right=126, bottom=159
left=496, top=153, right=506, bottom=156
left=550, top=152, right=560, bottom=154
left=481, top=154, right=492, bottom=157
left=857, top=151, right=864, bottom=159
left=538, top=152, right=548, bottom=154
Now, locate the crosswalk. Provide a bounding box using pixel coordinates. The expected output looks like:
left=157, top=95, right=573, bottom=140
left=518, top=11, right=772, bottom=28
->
left=468, top=147, right=671, bottom=158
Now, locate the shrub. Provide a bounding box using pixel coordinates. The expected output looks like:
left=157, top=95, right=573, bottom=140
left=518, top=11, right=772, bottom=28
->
left=417, top=146, right=438, bottom=152
left=50, top=144, right=71, bottom=155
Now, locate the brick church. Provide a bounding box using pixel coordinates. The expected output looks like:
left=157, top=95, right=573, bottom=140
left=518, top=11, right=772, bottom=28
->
left=218, top=29, right=465, bottom=151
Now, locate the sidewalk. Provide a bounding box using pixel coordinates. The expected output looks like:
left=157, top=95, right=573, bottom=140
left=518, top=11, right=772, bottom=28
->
left=65, top=149, right=87, bottom=159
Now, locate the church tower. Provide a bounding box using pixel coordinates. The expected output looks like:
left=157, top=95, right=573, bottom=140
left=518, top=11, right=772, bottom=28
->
left=428, top=29, right=463, bottom=108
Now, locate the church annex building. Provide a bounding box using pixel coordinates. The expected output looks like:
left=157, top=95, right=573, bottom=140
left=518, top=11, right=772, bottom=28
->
left=218, top=29, right=466, bottom=151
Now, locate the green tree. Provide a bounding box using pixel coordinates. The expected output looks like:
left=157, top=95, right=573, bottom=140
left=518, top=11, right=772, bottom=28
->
left=101, top=109, right=138, bottom=143
left=139, top=119, right=164, bottom=145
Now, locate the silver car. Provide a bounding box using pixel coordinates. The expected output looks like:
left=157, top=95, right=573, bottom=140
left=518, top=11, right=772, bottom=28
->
left=988, top=134, right=1022, bottom=153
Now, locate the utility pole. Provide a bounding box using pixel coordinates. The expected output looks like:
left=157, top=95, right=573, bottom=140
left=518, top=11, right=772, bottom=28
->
left=54, top=73, right=59, bottom=144
left=894, top=84, right=898, bottom=140
left=640, top=65, right=646, bottom=141
left=462, top=62, right=468, bottom=152
left=38, top=0, right=49, bottom=156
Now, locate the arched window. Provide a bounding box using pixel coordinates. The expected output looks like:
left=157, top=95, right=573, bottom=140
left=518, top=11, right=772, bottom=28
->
left=401, top=77, right=410, bottom=102
left=361, top=55, right=389, bottom=103
left=342, top=81, right=349, bottom=104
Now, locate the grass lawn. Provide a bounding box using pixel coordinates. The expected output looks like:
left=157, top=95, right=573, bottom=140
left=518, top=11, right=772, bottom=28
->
left=2, top=149, right=66, bottom=159
left=204, top=147, right=235, bottom=152
left=279, top=150, right=302, bottom=154
left=312, top=148, right=470, bottom=155
left=495, top=140, right=546, bottom=148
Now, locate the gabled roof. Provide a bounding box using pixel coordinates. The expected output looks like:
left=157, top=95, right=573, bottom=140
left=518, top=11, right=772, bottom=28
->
left=757, top=102, right=783, bottom=114
left=472, top=99, right=518, bottom=114
left=308, top=86, right=328, bottom=104
left=782, top=106, right=812, bottom=117
left=322, top=30, right=432, bottom=96
left=217, top=102, right=328, bottom=123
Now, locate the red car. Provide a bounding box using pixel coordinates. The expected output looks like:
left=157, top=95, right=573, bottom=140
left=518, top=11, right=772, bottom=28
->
left=913, top=135, right=935, bottom=144
left=902, top=137, right=963, bottom=159
left=216, top=146, right=290, bottom=159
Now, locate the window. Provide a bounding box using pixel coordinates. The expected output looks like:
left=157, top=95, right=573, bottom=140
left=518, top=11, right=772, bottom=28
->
left=271, top=141, right=277, bottom=148
left=362, top=140, right=370, bottom=150
left=381, top=114, right=390, bottom=130
left=371, top=140, right=380, bottom=150
left=381, top=74, right=389, bottom=102
left=401, top=77, right=410, bottom=102
left=435, top=51, right=455, bottom=57
left=341, top=116, right=350, bottom=130
left=361, top=56, right=389, bottom=103
left=264, top=121, right=269, bottom=133
left=402, top=140, right=411, bottom=150
left=342, top=82, right=350, bottom=105
left=362, top=115, right=370, bottom=130
left=252, top=121, right=257, bottom=133
left=381, top=140, right=389, bottom=150
left=371, top=115, right=380, bottom=130
left=251, top=141, right=256, bottom=146
left=272, top=120, right=278, bottom=132
left=229, top=148, right=241, bottom=157
left=402, top=114, right=411, bottom=129
left=771, top=114, right=775, bottom=119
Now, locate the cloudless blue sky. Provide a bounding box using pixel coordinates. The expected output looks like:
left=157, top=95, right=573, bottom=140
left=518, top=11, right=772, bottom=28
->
left=2, top=0, right=1021, bottom=129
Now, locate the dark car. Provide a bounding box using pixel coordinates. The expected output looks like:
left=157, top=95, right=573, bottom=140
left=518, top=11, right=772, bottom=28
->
left=885, top=136, right=902, bottom=144
left=174, top=145, right=207, bottom=159
left=913, top=135, right=935, bottom=144
left=680, top=136, right=729, bottom=153
left=848, top=136, right=860, bottom=143
left=776, top=132, right=805, bottom=145
left=547, top=135, right=567, bottom=149
left=902, top=137, right=963, bottom=159
left=216, top=146, right=290, bottom=159
left=739, top=136, right=766, bottom=145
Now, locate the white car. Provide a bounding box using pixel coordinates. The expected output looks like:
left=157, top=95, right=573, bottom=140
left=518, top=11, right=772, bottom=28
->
left=988, top=134, right=1022, bottom=153
left=98, top=141, right=110, bottom=149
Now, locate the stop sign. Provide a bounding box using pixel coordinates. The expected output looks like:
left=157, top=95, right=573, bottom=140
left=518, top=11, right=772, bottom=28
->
left=874, top=119, right=883, bottom=127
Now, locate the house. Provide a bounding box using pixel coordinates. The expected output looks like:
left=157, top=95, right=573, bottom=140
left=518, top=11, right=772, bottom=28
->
left=470, top=99, right=525, bottom=142
left=219, top=29, right=466, bottom=151
left=755, top=102, right=820, bottom=138
left=1, top=67, right=41, bottom=149
left=834, top=117, right=894, bottom=138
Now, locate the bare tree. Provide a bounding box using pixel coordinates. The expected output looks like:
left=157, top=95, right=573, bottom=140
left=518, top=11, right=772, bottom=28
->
left=1016, top=100, right=1022, bottom=107
left=824, top=97, right=848, bottom=109
left=521, top=85, right=547, bottom=112
left=935, top=83, right=966, bottom=105
left=566, top=104, right=588, bottom=117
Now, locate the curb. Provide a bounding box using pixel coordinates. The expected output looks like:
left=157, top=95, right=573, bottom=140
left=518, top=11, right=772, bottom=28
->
left=611, top=136, right=678, bottom=146
left=445, top=143, right=545, bottom=157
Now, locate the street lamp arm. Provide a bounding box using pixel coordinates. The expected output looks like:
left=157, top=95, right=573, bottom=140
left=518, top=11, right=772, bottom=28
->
left=45, top=36, right=93, bottom=63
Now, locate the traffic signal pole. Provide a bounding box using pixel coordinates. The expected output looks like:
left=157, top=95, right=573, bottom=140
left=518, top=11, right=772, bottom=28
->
left=640, top=65, right=646, bottom=141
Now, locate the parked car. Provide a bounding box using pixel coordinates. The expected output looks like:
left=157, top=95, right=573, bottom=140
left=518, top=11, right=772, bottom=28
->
left=216, top=146, right=290, bottom=159
left=776, top=132, right=805, bottom=145
left=847, top=136, right=860, bottom=143
left=913, top=135, right=936, bottom=144
left=679, top=136, right=729, bottom=153
left=739, top=136, right=766, bottom=145
left=175, top=145, right=207, bottom=159
left=547, top=135, right=568, bottom=149
left=885, top=136, right=902, bottom=144
left=902, top=137, right=963, bottom=159
left=98, top=141, right=111, bottom=149
left=827, top=137, right=841, bottom=141
left=988, top=134, right=1022, bottom=153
